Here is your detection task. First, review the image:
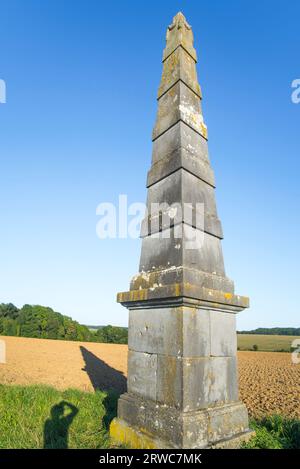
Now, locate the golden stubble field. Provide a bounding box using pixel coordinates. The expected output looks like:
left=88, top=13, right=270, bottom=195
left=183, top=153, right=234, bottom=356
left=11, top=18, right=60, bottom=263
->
left=0, top=336, right=299, bottom=419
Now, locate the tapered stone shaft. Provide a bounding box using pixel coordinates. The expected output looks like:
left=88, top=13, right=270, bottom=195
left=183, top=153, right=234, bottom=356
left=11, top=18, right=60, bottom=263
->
left=110, top=12, right=253, bottom=449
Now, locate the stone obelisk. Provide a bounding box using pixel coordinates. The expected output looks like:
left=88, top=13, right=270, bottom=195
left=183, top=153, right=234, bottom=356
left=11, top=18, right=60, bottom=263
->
left=110, top=12, right=253, bottom=448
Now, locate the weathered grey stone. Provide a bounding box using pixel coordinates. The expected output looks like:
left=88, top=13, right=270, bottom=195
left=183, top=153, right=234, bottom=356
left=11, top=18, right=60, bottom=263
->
left=149, top=121, right=213, bottom=189
left=210, top=310, right=237, bottom=357
left=117, top=392, right=186, bottom=447
left=130, top=266, right=234, bottom=293
left=138, top=227, right=182, bottom=271
left=156, top=355, right=183, bottom=408
left=127, top=351, right=157, bottom=401
left=227, top=356, right=239, bottom=402
left=116, top=393, right=252, bottom=449
left=158, top=46, right=201, bottom=99
left=181, top=411, right=209, bottom=448
left=209, top=430, right=254, bottom=449
left=155, top=355, right=238, bottom=410
left=118, top=283, right=249, bottom=312
left=139, top=225, right=226, bottom=275
left=207, top=402, right=249, bottom=443
left=152, top=121, right=210, bottom=166
left=142, top=168, right=223, bottom=238
left=183, top=356, right=238, bottom=410
left=128, top=307, right=184, bottom=357
left=147, top=146, right=215, bottom=188
left=182, top=307, right=210, bottom=356
left=128, top=306, right=237, bottom=361
left=153, top=81, right=206, bottom=141
left=113, top=11, right=251, bottom=449
left=162, top=12, right=197, bottom=63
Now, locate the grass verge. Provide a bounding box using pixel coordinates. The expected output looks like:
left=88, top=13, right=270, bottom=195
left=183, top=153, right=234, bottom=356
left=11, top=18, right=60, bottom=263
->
left=0, top=384, right=118, bottom=449
left=245, top=415, right=300, bottom=449
left=0, top=384, right=299, bottom=449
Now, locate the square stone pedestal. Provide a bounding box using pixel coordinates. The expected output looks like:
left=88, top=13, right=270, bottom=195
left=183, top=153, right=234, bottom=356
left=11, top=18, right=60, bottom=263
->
left=110, top=394, right=254, bottom=449
left=110, top=304, right=254, bottom=449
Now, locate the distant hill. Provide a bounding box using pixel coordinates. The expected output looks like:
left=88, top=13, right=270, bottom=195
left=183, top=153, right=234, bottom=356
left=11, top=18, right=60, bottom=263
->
left=238, top=327, right=300, bottom=336
left=85, top=325, right=105, bottom=330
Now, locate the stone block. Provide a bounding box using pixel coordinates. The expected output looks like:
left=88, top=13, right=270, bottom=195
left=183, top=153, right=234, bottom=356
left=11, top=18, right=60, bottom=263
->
left=156, top=355, right=183, bottom=408
left=128, top=307, right=238, bottom=360
left=143, top=168, right=222, bottom=238
left=203, top=357, right=233, bottom=406
left=183, top=226, right=226, bottom=275
left=128, top=307, right=183, bottom=356
left=146, top=168, right=219, bottom=215
left=147, top=147, right=215, bottom=189
left=118, top=284, right=248, bottom=312
left=210, top=310, right=237, bottom=357
left=117, top=393, right=183, bottom=445
left=207, top=402, right=249, bottom=443
left=181, top=411, right=209, bottom=448
left=183, top=356, right=238, bottom=410
left=158, top=46, right=201, bottom=98
left=139, top=224, right=226, bottom=276
left=130, top=266, right=234, bottom=293
left=127, top=351, right=157, bottom=401
left=162, top=13, right=197, bottom=62
left=152, top=81, right=206, bottom=141
left=155, top=355, right=237, bottom=411
left=182, top=307, right=210, bottom=357
left=114, top=393, right=252, bottom=449
left=151, top=121, right=209, bottom=166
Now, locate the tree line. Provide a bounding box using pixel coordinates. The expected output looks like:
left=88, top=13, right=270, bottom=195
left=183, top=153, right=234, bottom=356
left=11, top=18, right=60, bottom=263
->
left=0, top=303, right=128, bottom=344
left=238, top=327, right=300, bottom=336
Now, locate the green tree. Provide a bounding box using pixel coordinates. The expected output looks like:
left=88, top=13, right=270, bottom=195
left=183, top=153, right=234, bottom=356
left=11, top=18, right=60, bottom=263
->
left=0, top=318, right=18, bottom=336
left=0, top=302, right=105, bottom=344
left=95, top=325, right=128, bottom=344
left=0, top=303, right=19, bottom=320
left=64, top=319, right=78, bottom=341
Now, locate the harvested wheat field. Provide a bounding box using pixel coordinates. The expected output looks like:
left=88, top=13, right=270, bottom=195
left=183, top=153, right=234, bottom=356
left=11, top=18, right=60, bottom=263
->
left=0, top=336, right=128, bottom=393
left=0, top=336, right=299, bottom=419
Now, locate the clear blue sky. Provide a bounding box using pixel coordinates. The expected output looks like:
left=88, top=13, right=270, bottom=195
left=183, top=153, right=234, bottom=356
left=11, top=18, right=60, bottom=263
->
left=0, top=0, right=299, bottom=329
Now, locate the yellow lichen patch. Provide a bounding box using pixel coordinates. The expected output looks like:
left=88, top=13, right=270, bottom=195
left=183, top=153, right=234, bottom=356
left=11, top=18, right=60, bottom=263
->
left=132, top=289, right=147, bottom=301
left=159, top=51, right=180, bottom=93
left=158, top=47, right=201, bottom=99
left=117, top=289, right=149, bottom=303
left=110, top=418, right=158, bottom=449
left=116, top=292, right=124, bottom=302
left=200, top=122, right=208, bottom=139
left=224, top=293, right=233, bottom=300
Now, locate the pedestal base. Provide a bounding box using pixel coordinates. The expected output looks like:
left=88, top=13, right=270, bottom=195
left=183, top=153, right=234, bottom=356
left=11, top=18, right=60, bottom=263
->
left=110, top=418, right=254, bottom=449
left=110, top=393, right=254, bottom=449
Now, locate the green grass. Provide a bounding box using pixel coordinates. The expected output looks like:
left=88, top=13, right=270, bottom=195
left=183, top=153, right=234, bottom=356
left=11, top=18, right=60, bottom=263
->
left=0, top=384, right=299, bottom=449
left=0, top=384, right=118, bottom=449
left=244, top=415, right=300, bottom=449
left=237, top=334, right=300, bottom=352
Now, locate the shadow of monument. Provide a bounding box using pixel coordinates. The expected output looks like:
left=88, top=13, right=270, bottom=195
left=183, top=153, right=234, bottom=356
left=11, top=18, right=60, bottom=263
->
left=80, top=346, right=127, bottom=429
left=44, top=401, right=78, bottom=449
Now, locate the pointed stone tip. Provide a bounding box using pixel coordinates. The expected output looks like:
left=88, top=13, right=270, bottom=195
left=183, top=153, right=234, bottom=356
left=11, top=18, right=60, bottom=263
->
left=170, top=11, right=191, bottom=30
left=174, top=11, right=186, bottom=20
left=163, top=10, right=196, bottom=62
